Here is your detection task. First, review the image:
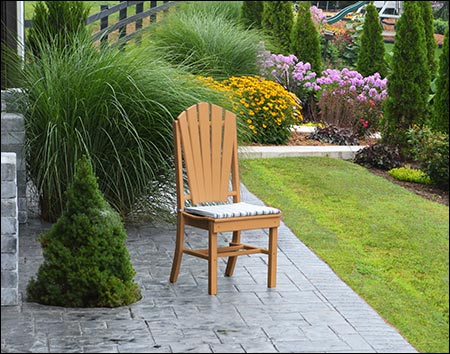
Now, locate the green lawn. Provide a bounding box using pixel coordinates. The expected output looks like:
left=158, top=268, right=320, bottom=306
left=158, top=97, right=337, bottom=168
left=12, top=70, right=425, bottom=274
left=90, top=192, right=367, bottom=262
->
left=240, top=157, right=449, bottom=353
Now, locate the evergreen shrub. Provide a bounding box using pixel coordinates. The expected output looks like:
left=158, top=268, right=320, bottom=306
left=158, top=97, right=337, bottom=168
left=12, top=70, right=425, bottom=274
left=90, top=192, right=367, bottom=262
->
left=291, top=1, right=322, bottom=73
left=407, top=126, right=449, bottom=189
left=382, top=2, right=431, bottom=148
left=431, top=27, right=449, bottom=134
left=356, top=2, right=387, bottom=77
left=27, top=1, right=89, bottom=58
left=27, top=156, right=142, bottom=308
left=262, top=1, right=294, bottom=53
left=241, top=1, right=264, bottom=28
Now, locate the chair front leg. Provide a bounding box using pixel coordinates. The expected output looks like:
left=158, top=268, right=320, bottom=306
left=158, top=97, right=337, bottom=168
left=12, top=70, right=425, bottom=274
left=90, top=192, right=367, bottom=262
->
left=170, top=213, right=185, bottom=283
left=268, top=227, right=278, bottom=288
left=225, top=230, right=241, bottom=277
left=208, top=231, right=218, bottom=295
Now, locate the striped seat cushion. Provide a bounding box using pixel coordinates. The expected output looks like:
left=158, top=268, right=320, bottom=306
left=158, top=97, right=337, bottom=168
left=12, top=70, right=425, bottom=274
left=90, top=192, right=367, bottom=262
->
left=184, top=202, right=280, bottom=219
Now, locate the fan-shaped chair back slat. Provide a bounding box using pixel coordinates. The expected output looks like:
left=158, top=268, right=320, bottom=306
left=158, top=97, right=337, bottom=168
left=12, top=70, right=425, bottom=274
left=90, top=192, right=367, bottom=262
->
left=174, top=102, right=239, bottom=206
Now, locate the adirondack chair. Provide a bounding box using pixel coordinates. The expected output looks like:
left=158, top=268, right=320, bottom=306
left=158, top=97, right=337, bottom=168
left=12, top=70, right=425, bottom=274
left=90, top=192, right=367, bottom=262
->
left=170, top=102, right=282, bottom=295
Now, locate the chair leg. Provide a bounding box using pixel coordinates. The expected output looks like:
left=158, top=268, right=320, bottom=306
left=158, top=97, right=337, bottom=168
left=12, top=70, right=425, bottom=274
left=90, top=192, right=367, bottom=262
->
left=225, top=230, right=241, bottom=277
left=208, top=231, right=218, bottom=295
left=268, top=227, right=278, bottom=288
left=170, top=213, right=185, bottom=283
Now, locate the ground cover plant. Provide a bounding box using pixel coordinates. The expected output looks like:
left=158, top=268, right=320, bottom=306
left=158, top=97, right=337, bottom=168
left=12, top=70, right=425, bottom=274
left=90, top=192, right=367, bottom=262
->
left=240, top=157, right=449, bottom=353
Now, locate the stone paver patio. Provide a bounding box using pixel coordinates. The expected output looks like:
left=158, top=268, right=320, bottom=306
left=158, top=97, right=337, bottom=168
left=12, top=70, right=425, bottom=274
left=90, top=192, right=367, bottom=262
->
left=1, top=185, right=417, bottom=353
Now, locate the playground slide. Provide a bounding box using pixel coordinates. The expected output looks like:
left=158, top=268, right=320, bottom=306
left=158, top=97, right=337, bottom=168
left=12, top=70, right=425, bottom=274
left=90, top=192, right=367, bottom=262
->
left=326, top=1, right=369, bottom=24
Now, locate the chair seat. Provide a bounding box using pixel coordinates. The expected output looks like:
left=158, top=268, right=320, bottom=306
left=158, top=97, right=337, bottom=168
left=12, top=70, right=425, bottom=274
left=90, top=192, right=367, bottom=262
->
left=184, top=202, right=280, bottom=219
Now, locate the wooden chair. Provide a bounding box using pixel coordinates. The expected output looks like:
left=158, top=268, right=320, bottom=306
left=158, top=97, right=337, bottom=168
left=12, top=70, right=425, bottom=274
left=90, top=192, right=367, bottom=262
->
left=170, top=102, right=281, bottom=295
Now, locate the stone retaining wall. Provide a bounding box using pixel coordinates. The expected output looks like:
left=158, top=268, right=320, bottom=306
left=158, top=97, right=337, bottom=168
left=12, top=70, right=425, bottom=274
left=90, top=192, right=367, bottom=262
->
left=1, top=89, right=27, bottom=223
left=1, top=152, right=19, bottom=305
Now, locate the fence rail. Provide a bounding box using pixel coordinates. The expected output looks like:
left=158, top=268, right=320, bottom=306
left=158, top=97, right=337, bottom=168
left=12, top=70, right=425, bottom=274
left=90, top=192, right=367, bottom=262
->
left=24, top=1, right=178, bottom=46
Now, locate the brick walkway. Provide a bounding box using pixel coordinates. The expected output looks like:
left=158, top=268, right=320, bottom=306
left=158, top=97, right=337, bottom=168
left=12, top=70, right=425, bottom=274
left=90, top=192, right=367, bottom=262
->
left=1, top=185, right=417, bottom=353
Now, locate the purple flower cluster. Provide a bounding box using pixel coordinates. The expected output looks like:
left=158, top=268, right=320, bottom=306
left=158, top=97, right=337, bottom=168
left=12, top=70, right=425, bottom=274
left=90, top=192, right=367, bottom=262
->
left=257, top=43, right=319, bottom=100
left=310, top=6, right=327, bottom=27
left=316, top=68, right=387, bottom=102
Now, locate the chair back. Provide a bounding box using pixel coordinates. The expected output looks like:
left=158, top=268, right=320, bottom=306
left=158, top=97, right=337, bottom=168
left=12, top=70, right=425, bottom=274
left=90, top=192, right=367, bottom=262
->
left=173, top=102, right=241, bottom=208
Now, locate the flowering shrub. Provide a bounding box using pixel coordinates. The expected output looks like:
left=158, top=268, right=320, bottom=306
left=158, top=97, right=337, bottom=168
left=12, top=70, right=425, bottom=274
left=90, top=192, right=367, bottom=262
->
left=257, top=47, right=388, bottom=139
left=315, top=68, right=387, bottom=138
left=257, top=44, right=319, bottom=102
left=196, top=75, right=303, bottom=145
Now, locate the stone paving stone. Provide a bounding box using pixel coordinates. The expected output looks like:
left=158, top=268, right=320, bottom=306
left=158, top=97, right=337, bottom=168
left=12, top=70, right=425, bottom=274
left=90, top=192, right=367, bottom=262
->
left=0, top=184, right=420, bottom=353
left=209, top=343, right=246, bottom=353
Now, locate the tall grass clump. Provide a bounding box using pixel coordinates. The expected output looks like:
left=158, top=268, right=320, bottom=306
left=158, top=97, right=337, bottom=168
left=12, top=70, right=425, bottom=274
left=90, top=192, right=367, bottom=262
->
left=173, top=1, right=243, bottom=23
left=11, top=30, right=227, bottom=222
left=147, top=2, right=268, bottom=80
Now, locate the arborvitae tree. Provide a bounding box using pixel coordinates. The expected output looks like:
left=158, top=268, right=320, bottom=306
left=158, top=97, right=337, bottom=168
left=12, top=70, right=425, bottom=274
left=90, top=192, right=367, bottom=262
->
left=241, top=1, right=264, bottom=28
left=356, top=2, right=387, bottom=77
left=290, top=1, right=322, bottom=73
left=27, top=1, right=89, bottom=58
left=262, top=1, right=294, bottom=53
left=431, top=27, right=449, bottom=134
left=27, top=156, right=141, bottom=308
left=382, top=2, right=431, bottom=149
left=417, top=1, right=437, bottom=78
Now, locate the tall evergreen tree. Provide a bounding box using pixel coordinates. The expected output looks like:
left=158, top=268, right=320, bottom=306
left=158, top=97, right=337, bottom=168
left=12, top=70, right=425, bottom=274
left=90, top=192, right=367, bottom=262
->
left=290, top=1, right=322, bottom=73
left=382, top=1, right=431, bottom=148
left=417, top=1, right=437, bottom=78
left=431, top=27, right=449, bottom=133
left=356, top=2, right=387, bottom=77
left=241, top=1, right=264, bottom=28
left=262, top=1, right=294, bottom=53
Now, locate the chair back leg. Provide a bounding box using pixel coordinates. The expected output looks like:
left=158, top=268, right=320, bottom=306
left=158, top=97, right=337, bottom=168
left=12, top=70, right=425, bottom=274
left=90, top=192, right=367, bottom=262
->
left=225, top=231, right=241, bottom=277
left=268, top=227, right=278, bottom=288
left=170, top=214, right=185, bottom=283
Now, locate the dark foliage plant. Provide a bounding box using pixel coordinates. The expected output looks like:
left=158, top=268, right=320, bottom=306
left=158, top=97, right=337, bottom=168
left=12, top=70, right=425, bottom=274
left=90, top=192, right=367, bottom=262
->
left=291, top=1, right=322, bottom=73
left=356, top=3, right=387, bottom=77
left=307, top=125, right=360, bottom=146
left=27, top=156, right=142, bottom=308
left=353, top=143, right=403, bottom=170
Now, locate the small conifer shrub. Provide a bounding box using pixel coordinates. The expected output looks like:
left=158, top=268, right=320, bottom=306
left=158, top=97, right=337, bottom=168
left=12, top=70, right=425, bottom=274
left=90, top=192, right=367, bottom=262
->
left=27, top=156, right=141, bottom=307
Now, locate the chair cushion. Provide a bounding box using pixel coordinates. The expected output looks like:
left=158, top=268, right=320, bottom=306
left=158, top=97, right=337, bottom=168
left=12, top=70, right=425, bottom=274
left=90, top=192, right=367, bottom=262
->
left=184, top=202, right=280, bottom=219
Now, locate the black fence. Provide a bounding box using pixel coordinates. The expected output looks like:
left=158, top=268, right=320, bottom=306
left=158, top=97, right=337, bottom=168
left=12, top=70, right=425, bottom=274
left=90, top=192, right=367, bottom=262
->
left=25, top=1, right=178, bottom=46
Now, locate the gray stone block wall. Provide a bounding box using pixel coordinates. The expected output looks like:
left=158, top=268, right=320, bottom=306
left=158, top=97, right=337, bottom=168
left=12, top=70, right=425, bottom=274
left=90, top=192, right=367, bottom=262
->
left=1, top=89, right=27, bottom=223
left=1, top=152, right=19, bottom=306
